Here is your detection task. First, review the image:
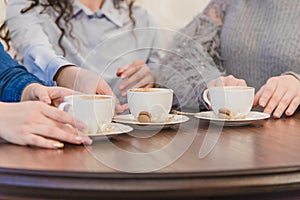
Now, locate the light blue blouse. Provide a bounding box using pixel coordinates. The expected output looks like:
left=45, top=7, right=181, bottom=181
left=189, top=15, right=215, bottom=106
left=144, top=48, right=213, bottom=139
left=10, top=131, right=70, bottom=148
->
left=6, top=0, right=161, bottom=101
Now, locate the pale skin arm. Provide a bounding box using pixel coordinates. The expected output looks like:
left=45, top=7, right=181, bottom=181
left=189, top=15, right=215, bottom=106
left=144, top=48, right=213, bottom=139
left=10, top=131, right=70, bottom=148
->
left=116, top=60, right=155, bottom=96
left=54, top=66, right=126, bottom=113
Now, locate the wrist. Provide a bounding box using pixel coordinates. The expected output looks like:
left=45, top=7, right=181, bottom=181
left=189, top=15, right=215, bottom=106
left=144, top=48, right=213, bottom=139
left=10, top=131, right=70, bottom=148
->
left=54, top=65, right=79, bottom=89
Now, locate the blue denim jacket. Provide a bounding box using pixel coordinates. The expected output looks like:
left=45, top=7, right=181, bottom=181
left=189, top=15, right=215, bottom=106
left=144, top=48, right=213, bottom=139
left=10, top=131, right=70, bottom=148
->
left=0, top=43, right=43, bottom=102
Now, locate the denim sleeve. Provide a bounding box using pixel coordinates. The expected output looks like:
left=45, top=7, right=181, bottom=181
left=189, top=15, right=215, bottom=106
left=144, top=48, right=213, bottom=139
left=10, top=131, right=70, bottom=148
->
left=0, top=43, right=44, bottom=102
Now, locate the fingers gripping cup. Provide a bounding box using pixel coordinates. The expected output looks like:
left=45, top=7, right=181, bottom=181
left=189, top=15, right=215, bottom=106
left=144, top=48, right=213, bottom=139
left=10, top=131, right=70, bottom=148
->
left=203, top=86, right=255, bottom=119
left=59, top=95, right=115, bottom=134
left=127, top=88, right=173, bottom=123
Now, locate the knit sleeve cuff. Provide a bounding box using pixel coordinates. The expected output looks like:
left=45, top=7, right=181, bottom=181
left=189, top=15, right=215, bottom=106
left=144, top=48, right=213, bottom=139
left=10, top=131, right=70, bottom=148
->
left=281, top=71, right=300, bottom=82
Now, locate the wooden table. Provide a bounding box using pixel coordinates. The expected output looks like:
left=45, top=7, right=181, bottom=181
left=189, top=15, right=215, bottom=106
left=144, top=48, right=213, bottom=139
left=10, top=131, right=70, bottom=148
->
left=1, top=112, right=300, bottom=199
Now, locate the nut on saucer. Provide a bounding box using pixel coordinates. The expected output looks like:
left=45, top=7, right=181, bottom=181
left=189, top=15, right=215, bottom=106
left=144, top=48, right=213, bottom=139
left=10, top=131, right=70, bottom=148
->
left=218, top=108, right=246, bottom=120
left=218, top=108, right=232, bottom=119
left=138, top=111, right=151, bottom=123
left=217, top=112, right=232, bottom=120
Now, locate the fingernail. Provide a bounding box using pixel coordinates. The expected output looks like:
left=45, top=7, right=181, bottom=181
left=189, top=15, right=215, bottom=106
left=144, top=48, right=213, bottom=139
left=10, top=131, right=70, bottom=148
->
left=42, top=98, right=51, bottom=105
left=274, top=112, right=280, bottom=118
left=75, top=136, right=82, bottom=141
left=53, top=142, right=64, bottom=149
left=83, top=138, right=93, bottom=145
left=122, top=92, right=127, bottom=97
left=260, top=101, right=266, bottom=107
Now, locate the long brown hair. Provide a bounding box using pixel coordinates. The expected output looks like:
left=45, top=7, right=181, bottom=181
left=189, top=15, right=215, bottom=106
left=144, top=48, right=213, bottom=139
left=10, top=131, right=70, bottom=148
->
left=0, top=0, right=136, bottom=54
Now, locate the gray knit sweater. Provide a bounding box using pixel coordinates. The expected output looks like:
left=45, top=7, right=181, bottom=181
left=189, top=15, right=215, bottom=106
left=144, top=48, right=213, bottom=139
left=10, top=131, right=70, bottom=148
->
left=156, top=0, right=300, bottom=110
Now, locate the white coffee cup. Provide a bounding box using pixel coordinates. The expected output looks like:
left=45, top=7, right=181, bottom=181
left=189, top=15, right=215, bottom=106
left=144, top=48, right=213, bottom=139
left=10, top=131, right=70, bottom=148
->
left=127, top=88, right=173, bottom=122
left=59, top=94, right=115, bottom=134
left=203, top=86, right=255, bottom=118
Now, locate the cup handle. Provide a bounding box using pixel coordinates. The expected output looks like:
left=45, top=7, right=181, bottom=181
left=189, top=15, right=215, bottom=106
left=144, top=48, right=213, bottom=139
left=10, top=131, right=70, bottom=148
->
left=202, top=89, right=212, bottom=107
left=58, top=102, right=72, bottom=112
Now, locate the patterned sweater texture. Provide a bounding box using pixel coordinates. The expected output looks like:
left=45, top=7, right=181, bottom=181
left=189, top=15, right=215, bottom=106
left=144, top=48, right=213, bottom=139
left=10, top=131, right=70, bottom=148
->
left=156, top=0, right=300, bottom=110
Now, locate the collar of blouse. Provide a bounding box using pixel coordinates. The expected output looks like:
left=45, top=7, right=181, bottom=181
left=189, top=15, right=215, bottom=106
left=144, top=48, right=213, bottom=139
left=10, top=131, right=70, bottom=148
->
left=72, top=0, right=127, bottom=27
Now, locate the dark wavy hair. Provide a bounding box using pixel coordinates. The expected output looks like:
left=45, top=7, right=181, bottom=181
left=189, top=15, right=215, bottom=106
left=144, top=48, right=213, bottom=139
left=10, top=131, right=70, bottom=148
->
left=0, top=0, right=136, bottom=54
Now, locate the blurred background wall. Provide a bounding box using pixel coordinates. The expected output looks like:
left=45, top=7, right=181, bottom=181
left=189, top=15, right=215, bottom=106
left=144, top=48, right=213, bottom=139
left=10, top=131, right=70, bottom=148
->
left=137, top=0, right=210, bottom=29
left=0, top=0, right=5, bottom=23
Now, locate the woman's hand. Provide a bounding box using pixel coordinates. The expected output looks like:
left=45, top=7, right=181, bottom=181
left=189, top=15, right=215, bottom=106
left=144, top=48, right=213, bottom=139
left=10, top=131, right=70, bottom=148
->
left=21, top=83, right=74, bottom=107
left=207, top=75, right=247, bottom=88
left=0, top=101, right=92, bottom=149
left=54, top=66, right=126, bottom=113
left=254, top=75, right=300, bottom=118
left=117, top=60, right=155, bottom=96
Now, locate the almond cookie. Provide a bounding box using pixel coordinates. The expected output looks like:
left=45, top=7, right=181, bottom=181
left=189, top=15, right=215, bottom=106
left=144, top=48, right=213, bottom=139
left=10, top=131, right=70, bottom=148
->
left=137, top=111, right=152, bottom=123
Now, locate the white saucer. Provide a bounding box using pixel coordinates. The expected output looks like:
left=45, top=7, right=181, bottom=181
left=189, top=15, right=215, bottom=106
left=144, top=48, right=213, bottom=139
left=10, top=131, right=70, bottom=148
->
left=195, top=111, right=270, bottom=126
left=86, top=123, right=133, bottom=140
left=113, top=114, right=189, bottom=130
